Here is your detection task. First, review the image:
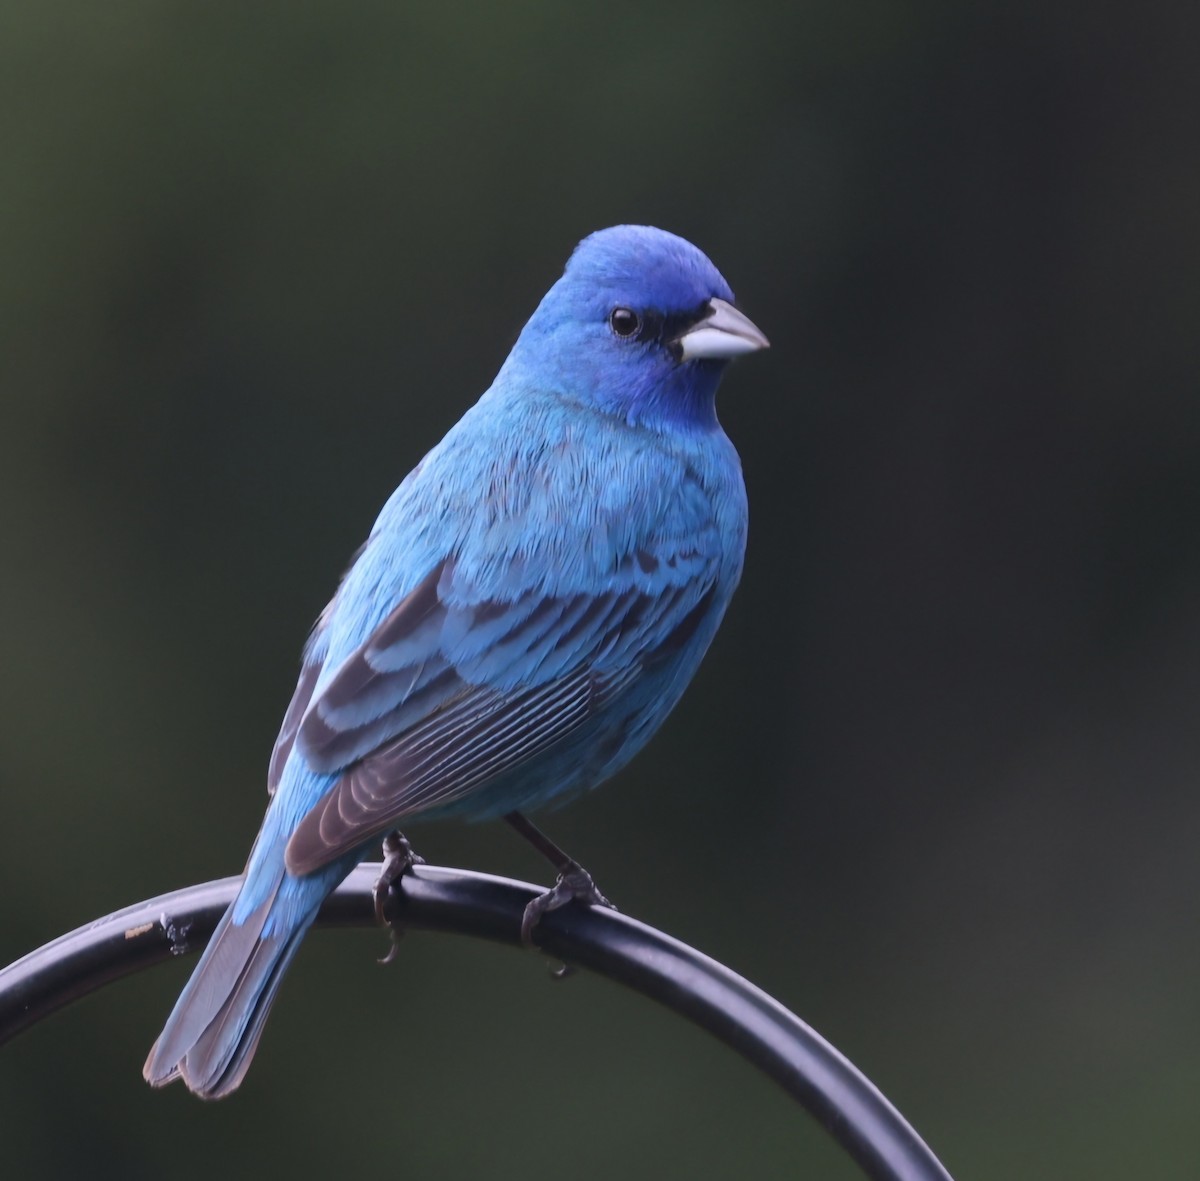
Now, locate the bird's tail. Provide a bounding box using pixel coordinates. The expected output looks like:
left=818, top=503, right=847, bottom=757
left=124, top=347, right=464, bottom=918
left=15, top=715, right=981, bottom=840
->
left=142, top=874, right=318, bottom=1100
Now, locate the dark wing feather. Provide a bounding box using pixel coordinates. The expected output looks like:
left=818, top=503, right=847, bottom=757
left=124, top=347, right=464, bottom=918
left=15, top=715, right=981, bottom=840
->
left=267, top=659, right=323, bottom=795
left=286, top=668, right=602, bottom=874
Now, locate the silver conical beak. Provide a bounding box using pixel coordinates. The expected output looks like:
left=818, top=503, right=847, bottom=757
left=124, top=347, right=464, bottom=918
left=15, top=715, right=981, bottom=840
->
left=676, top=297, right=770, bottom=361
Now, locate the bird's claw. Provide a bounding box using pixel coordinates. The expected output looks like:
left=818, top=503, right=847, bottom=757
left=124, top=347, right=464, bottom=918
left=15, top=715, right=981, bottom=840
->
left=372, top=830, right=425, bottom=928
left=520, top=862, right=616, bottom=951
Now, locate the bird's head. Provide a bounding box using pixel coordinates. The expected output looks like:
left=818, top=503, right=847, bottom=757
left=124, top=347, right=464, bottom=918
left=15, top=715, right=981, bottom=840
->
left=504, top=225, right=768, bottom=432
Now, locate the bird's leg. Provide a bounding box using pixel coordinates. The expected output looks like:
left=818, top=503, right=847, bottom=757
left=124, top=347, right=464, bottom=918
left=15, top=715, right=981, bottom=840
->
left=373, top=830, right=425, bottom=964
left=503, top=811, right=616, bottom=950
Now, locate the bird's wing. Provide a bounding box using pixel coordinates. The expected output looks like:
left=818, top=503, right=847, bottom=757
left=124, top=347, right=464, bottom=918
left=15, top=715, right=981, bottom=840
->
left=282, top=540, right=717, bottom=876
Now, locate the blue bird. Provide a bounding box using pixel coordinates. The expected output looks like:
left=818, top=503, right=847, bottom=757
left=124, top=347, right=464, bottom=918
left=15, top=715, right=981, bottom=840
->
left=143, top=224, right=768, bottom=1098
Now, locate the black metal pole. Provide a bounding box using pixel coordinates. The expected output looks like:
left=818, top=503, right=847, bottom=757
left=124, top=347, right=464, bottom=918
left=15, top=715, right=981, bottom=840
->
left=0, top=864, right=954, bottom=1181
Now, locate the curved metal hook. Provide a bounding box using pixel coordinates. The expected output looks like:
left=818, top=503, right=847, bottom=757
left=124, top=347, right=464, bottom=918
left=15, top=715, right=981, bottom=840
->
left=0, top=864, right=953, bottom=1181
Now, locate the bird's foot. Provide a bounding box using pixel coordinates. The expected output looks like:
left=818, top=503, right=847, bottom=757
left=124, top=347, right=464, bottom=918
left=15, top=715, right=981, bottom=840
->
left=520, top=861, right=616, bottom=951
left=373, top=831, right=425, bottom=963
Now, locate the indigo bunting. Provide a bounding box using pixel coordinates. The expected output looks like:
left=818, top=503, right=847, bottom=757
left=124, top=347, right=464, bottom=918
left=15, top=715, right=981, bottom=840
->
left=144, top=224, right=767, bottom=1098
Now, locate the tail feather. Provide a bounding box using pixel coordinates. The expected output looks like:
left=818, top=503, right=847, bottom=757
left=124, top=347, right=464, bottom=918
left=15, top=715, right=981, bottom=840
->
left=143, top=882, right=317, bottom=1099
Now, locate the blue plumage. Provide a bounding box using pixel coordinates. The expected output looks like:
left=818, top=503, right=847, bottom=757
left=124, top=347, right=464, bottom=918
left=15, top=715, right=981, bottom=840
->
left=144, top=225, right=768, bottom=1097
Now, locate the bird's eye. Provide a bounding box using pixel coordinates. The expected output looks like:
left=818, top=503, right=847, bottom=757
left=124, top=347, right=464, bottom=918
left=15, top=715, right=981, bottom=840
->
left=609, top=307, right=641, bottom=338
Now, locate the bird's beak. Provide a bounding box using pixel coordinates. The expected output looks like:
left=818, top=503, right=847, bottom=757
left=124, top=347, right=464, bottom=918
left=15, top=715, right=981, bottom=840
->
left=675, top=297, right=770, bottom=361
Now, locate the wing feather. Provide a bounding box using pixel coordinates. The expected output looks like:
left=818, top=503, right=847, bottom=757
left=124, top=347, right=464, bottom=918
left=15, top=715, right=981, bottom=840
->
left=267, top=658, right=322, bottom=795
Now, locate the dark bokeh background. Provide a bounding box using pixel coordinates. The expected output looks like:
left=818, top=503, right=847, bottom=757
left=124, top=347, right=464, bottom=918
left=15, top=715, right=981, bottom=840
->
left=2, top=4, right=1198, bottom=1178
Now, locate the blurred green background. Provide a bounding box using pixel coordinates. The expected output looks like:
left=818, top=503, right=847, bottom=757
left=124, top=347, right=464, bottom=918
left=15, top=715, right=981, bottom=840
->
left=2, top=3, right=1198, bottom=1178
